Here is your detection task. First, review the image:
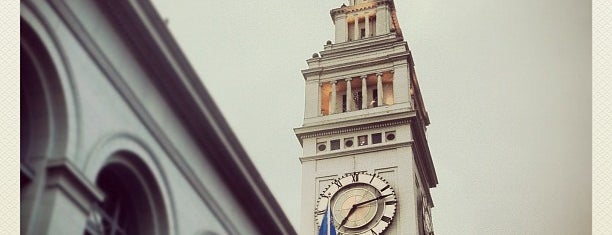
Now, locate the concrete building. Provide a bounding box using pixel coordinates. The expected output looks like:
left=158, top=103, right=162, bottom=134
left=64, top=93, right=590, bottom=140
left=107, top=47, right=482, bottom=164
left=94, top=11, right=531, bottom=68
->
left=20, top=0, right=295, bottom=234
left=294, top=0, right=438, bottom=234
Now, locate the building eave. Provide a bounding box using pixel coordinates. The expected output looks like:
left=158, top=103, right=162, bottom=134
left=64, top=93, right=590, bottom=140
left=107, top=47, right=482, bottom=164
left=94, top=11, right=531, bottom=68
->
left=93, top=1, right=296, bottom=234
left=302, top=50, right=410, bottom=79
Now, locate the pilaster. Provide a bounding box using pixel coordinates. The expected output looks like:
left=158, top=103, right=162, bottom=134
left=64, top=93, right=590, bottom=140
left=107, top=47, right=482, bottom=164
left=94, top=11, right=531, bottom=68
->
left=24, top=158, right=104, bottom=235
left=334, top=14, right=348, bottom=43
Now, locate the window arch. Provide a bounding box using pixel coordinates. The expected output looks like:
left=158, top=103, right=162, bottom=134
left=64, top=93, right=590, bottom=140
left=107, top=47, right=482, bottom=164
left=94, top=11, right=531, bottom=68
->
left=20, top=18, right=69, bottom=186
left=85, top=151, right=169, bottom=235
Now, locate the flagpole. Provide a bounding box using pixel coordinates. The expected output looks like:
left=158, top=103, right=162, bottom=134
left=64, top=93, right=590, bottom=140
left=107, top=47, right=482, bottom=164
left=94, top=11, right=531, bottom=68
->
left=327, top=201, right=331, bottom=235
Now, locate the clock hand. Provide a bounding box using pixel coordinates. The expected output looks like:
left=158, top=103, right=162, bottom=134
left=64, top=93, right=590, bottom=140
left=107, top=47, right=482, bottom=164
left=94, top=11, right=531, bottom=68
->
left=354, top=194, right=392, bottom=207
left=339, top=194, right=392, bottom=227
left=340, top=192, right=372, bottom=227
left=339, top=205, right=358, bottom=227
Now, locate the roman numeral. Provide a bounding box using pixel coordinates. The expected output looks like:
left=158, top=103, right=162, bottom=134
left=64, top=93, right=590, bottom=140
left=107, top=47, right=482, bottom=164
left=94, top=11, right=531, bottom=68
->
left=381, top=216, right=392, bottom=223
left=385, top=200, right=397, bottom=205
left=315, top=210, right=326, bottom=215
left=320, top=193, right=329, bottom=198
left=369, top=173, right=376, bottom=183
left=380, top=185, right=390, bottom=192
left=351, top=172, right=359, bottom=182
left=370, top=229, right=378, bottom=235
left=333, top=180, right=343, bottom=187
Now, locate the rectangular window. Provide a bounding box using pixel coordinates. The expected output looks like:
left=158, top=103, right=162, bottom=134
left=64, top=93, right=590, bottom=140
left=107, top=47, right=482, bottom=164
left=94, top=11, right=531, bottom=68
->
left=358, top=135, right=368, bottom=146
left=360, top=28, right=366, bottom=38
left=331, top=139, right=341, bottom=150
left=372, top=133, right=382, bottom=144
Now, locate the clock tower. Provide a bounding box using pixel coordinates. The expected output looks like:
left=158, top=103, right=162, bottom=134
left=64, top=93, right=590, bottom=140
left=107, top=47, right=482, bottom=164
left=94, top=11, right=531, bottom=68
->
left=294, top=0, right=438, bottom=234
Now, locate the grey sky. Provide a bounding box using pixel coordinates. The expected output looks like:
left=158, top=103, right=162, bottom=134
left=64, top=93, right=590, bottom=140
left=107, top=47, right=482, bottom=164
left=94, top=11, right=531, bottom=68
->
left=151, top=0, right=591, bottom=234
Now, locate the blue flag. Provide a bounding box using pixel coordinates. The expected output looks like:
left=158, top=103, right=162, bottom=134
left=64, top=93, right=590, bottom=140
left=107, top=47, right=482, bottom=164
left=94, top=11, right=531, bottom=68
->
left=318, top=203, right=337, bottom=235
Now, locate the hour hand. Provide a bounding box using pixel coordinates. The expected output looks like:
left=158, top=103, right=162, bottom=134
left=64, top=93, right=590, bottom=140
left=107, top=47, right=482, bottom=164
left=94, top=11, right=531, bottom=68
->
left=339, top=205, right=357, bottom=227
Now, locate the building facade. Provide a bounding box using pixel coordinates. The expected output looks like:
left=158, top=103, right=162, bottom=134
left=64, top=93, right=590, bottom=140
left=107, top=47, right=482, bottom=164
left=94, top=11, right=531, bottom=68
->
left=20, top=0, right=295, bottom=234
left=295, top=0, right=438, bottom=234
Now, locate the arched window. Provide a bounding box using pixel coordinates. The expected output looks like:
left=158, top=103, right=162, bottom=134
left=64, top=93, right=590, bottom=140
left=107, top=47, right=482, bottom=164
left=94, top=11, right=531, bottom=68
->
left=84, top=152, right=168, bottom=235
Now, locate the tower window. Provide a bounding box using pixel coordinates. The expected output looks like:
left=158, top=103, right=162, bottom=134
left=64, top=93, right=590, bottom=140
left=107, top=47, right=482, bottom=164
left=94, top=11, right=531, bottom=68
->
left=317, top=142, right=327, bottom=152
left=372, top=133, right=382, bottom=144
left=385, top=131, right=396, bottom=141
left=330, top=139, right=341, bottom=150
left=358, top=135, right=368, bottom=146
left=360, top=28, right=366, bottom=39
left=344, top=137, right=354, bottom=148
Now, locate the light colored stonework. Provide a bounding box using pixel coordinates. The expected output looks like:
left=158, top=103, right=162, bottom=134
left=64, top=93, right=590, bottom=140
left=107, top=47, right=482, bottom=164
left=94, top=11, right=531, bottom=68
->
left=296, top=1, right=438, bottom=234
left=20, top=1, right=295, bottom=235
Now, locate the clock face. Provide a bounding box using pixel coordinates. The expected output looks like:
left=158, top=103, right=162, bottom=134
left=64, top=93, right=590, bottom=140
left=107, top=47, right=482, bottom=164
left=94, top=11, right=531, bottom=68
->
left=315, top=172, right=397, bottom=235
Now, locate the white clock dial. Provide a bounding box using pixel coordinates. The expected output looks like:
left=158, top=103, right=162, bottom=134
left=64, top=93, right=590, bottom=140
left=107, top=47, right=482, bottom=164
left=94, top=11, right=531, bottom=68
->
left=315, top=172, right=397, bottom=235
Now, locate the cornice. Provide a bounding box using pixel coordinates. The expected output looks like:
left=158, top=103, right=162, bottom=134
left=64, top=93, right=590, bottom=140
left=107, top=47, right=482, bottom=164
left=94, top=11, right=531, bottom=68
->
left=49, top=0, right=296, bottom=234
left=322, top=33, right=399, bottom=51
left=299, top=118, right=410, bottom=140
left=300, top=141, right=412, bottom=162
left=45, top=157, right=105, bottom=213
left=302, top=50, right=409, bottom=79
left=302, top=103, right=413, bottom=124
left=330, top=0, right=394, bottom=17
left=319, top=37, right=406, bottom=59
left=409, top=114, right=438, bottom=189
left=295, top=108, right=415, bottom=145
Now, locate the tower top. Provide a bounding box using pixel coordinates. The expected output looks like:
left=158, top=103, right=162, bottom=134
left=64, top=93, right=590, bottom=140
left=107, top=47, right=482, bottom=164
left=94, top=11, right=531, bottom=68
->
left=330, top=0, right=403, bottom=43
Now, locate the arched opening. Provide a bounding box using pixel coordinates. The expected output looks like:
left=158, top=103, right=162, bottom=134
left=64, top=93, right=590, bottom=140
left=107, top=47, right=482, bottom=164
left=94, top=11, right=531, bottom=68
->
left=20, top=43, right=41, bottom=186
left=20, top=19, right=68, bottom=187
left=84, top=152, right=168, bottom=235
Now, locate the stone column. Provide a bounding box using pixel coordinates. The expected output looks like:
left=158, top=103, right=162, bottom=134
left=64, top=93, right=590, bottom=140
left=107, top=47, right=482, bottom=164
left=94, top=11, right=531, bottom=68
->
left=334, top=14, right=348, bottom=43
left=330, top=80, right=337, bottom=114
left=345, top=78, right=353, bottom=111
left=318, top=81, right=323, bottom=115
left=376, top=5, right=390, bottom=35
left=365, top=15, right=370, bottom=38
left=354, top=15, right=360, bottom=40
left=361, top=75, right=368, bottom=109
left=376, top=72, right=383, bottom=106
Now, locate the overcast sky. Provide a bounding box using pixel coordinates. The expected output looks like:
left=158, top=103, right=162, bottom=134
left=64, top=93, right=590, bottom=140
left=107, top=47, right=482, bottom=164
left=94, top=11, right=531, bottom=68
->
left=151, top=0, right=591, bottom=234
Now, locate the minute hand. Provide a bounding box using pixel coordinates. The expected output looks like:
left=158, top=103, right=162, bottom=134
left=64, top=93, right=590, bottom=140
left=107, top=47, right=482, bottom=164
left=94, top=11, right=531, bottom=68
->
left=354, top=194, right=392, bottom=207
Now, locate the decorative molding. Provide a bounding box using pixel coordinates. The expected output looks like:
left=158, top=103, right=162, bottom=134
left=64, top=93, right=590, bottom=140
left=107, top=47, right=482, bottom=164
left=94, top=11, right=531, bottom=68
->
left=330, top=0, right=393, bottom=16
left=45, top=158, right=105, bottom=213
left=48, top=0, right=296, bottom=234
left=299, top=118, right=410, bottom=139
left=45, top=1, right=229, bottom=234
left=302, top=51, right=409, bottom=79
left=320, top=37, right=405, bottom=58
left=322, top=70, right=391, bottom=84
left=300, top=142, right=412, bottom=162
